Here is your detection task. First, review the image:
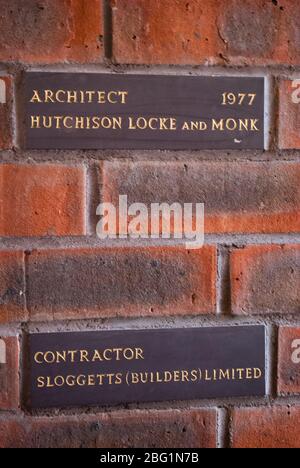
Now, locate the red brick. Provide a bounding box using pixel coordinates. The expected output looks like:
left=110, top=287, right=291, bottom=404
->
left=111, top=0, right=222, bottom=65
left=278, top=79, right=300, bottom=149
left=232, top=406, right=300, bottom=448
left=101, top=161, right=300, bottom=234
left=112, top=0, right=300, bottom=65
left=27, top=246, right=217, bottom=321
left=0, top=76, right=13, bottom=149
left=0, top=164, right=86, bottom=237
left=0, top=0, right=103, bottom=63
left=0, top=410, right=217, bottom=448
left=0, top=336, right=19, bottom=410
left=231, top=245, right=300, bottom=315
left=0, top=251, right=26, bottom=323
left=278, top=327, right=300, bottom=395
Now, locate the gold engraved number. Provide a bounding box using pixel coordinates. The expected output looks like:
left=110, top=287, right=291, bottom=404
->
left=222, top=93, right=256, bottom=106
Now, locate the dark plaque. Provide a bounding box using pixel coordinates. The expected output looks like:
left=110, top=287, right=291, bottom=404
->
left=25, top=73, right=265, bottom=150
left=27, top=326, right=265, bottom=409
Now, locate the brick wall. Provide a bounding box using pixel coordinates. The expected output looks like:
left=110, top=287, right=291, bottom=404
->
left=0, top=0, right=299, bottom=449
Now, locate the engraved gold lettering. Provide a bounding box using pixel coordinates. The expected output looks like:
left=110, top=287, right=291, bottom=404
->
left=80, top=350, right=89, bottom=362
left=75, top=116, right=85, bottom=129
left=67, top=91, right=78, bottom=103
left=250, top=119, right=259, bottom=131
left=30, top=89, right=129, bottom=104
left=131, top=373, right=139, bottom=384
left=212, top=119, right=224, bottom=131
left=45, top=90, right=55, bottom=103
left=85, top=90, right=95, bottom=103
left=219, top=369, right=230, bottom=380
left=31, top=116, right=41, bottom=128
left=115, top=373, right=123, bottom=384
left=88, top=375, right=96, bottom=386
left=254, top=368, right=262, bottom=379
left=108, top=91, right=118, bottom=104
left=212, top=118, right=260, bottom=132
left=43, top=116, right=53, bottom=129
left=63, top=116, right=73, bottom=129
left=30, top=90, right=42, bottom=103
left=92, top=116, right=101, bottom=129
left=68, top=350, right=77, bottom=363
left=239, top=120, right=249, bottom=131
left=56, top=90, right=66, bottom=103
left=92, top=350, right=103, bottom=362
left=123, top=348, right=135, bottom=360
left=96, top=374, right=105, bottom=385
left=226, top=118, right=237, bottom=131
left=97, top=91, right=106, bottom=103
left=77, top=375, right=86, bottom=386
left=107, top=374, right=114, bottom=385
left=37, top=376, right=45, bottom=388
left=103, top=349, right=113, bottom=361
left=129, top=117, right=177, bottom=131
left=136, top=348, right=144, bottom=360
left=222, top=92, right=257, bottom=106
left=34, top=352, right=43, bottom=364
left=119, top=91, right=128, bottom=104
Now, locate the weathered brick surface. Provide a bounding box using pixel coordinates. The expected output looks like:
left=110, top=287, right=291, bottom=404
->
left=278, top=327, right=300, bottom=395
left=230, top=245, right=300, bottom=315
left=27, top=246, right=217, bottom=321
left=0, top=0, right=103, bottom=63
left=111, top=0, right=222, bottom=65
left=0, top=251, right=26, bottom=323
left=232, top=406, right=300, bottom=448
left=278, top=79, right=300, bottom=149
left=217, top=0, right=300, bottom=66
left=0, top=76, right=13, bottom=149
left=0, top=410, right=217, bottom=448
left=0, top=337, right=19, bottom=410
left=0, top=164, right=86, bottom=237
left=112, top=0, right=300, bottom=65
left=101, top=161, right=300, bottom=234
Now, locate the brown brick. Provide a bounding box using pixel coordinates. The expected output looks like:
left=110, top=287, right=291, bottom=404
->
left=0, top=0, right=103, bottom=63
left=0, top=336, right=19, bottom=410
left=231, top=245, right=300, bottom=315
left=278, top=79, right=300, bottom=149
left=278, top=327, right=300, bottom=395
left=0, top=251, right=26, bottom=323
left=101, top=161, right=300, bottom=234
left=0, top=410, right=217, bottom=448
left=0, top=164, right=86, bottom=237
left=27, top=246, right=217, bottom=321
left=0, top=76, right=13, bottom=149
left=232, top=406, right=300, bottom=448
left=112, top=0, right=300, bottom=65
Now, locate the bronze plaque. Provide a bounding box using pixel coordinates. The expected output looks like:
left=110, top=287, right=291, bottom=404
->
left=27, top=326, right=266, bottom=409
left=25, top=73, right=265, bottom=150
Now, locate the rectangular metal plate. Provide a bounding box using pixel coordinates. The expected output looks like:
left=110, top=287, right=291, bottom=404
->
left=25, top=73, right=265, bottom=150
left=28, top=326, right=266, bottom=408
